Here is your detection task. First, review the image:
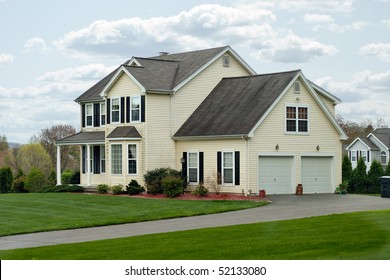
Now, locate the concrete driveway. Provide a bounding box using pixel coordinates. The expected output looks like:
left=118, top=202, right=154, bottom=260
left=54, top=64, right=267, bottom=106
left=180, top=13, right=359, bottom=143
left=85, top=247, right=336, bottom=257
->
left=1, top=194, right=390, bottom=250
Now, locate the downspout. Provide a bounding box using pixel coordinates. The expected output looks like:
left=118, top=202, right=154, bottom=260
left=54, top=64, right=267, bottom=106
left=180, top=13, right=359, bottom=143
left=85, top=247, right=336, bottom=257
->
left=246, top=137, right=250, bottom=196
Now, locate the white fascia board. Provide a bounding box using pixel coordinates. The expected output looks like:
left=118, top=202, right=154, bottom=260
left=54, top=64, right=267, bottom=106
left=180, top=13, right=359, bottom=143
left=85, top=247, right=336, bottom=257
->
left=310, top=82, right=341, bottom=104
left=173, top=46, right=256, bottom=92
left=173, top=134, right=248, bottom=141
left=100, top=66, right=145, bottom=97
left=106, top=137, right=142, bottom=141
left=368, top=133, right=389, bottom=150
left=57, top=141, right=105, bottom=146
left=345, top=137, right=370, bottom=150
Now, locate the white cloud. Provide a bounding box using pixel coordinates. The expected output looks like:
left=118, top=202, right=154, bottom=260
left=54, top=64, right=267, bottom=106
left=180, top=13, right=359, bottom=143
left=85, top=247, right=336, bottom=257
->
left=382, top=19, right=390, bottom=28
left=326, top=21, right=368, bottom=33
left=252, top=0, right=355, bottom=13
left=0, top=53, right=14, bottom=64
left=304, top=13, right=334, bottom=24
left=360, top=43, right=390, bottom=62
left=23, top=37, right=48, bottom=53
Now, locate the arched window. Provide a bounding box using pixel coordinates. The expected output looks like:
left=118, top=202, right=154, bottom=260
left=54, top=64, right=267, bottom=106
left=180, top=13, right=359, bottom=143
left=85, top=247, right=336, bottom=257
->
left=381, top=151, right=387, bottom=165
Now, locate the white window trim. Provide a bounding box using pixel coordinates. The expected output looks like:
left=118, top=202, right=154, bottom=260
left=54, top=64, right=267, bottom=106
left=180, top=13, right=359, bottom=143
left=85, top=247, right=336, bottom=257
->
left=127, top=143, right=138, bottom=175
left=100, top=145, right=106, bottom=174
left=187, top=151, right=199, bottom=185
left=130, top=96, right=141, bottom=123
left=85, top=103, right=93, bottom=127
left=222, top=151, right=235, bottom=186
left=110, top=143, right=122, bottom=175
left=285, top=104, right=310, bottom=135
left=100, top=102, right=106, bottom=127
left=351, top=150, right=357, bottom=162
left=111, top=97, right=121, bottom=124
left=381, top=151, right=387, bottom=165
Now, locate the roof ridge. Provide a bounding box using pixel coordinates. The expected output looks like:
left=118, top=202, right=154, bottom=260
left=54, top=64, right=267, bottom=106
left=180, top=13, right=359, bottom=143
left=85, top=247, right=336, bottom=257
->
left=222, top=69, right=301, bottom=80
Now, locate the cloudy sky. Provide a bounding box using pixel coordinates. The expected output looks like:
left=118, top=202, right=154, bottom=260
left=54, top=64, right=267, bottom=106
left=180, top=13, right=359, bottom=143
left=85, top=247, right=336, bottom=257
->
left=1, top=0, right=389, bottom=143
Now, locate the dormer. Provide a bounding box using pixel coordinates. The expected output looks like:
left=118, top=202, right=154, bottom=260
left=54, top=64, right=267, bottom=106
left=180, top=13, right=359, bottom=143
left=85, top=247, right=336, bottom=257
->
left=127, top=57, right=142, bottom=67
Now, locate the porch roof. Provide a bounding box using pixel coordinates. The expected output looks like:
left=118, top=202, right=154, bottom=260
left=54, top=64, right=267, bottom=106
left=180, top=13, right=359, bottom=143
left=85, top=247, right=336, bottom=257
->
left=106, top=126, right=142, bottom=140
left=56, top=131, right=105, bottom=145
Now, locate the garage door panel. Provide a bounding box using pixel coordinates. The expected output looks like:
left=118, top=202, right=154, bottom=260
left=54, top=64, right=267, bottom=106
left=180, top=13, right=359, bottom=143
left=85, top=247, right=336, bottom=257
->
left=301, top=157, right=332, bottom=193
left=259, top=156, right=293, bottom=194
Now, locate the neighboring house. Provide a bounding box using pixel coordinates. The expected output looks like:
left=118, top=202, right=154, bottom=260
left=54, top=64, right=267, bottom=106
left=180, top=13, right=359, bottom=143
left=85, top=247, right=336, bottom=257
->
left=57, top=45, right=347, bottom=194
left=346, top=128, right=390, bottom=170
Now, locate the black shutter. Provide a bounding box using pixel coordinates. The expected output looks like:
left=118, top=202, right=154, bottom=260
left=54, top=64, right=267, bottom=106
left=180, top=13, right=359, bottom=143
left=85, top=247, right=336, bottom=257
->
left=217, top=151, right=222, bottom=184
left=141, top=95, right=145, bottom=122
left=367, top=150, right=370, bottom=162
left=82, top=146, right=86, bottom=174
left=356, top=151, right=359, bottom=161
left=182, top=152, right=187, bottom=180
left=235, top=151, right=240, bottom=185
left=126, top=96, right=130, bottom=123
left=199, top=152, right=204, bottom=184
left=349, top=151, right=351, bottom=160
left=81, top=104, right=86, bottom=128
left=93, top=103, right=100, bottom=127
left=106, top=98, right=111, bottom=124
left=93, top=146, right=100, bottom=174
left=120, top=97, right=125, bottom=123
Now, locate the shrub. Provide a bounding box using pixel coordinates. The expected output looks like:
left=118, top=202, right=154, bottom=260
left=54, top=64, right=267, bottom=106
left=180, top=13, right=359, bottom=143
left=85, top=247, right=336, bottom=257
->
left=43, top=185, right=84, bottom=193
left=162, top=175, right=184, bottom=198
left=342, top=154, right=353, bottom=184
left=349, top=157, right=368, bottom=194
left=12, top=176, right=27, bottom=193
left=25, top=167, right=48, bottom=193
left=205, top=170, right=221, bottom=194
left=192, top=184, right=209, bottom=196
left=97, top=184, right=110, bottom=194
left=61, top=170, right=74, bottom=185
left=126, top=180, right=145, bottom=195
left=144, top=167, right=184, bottom=194
left=112, top=184, right=124, bottom=195
left=0, top=167, right=13, bottom=193
left=70, top=171, right=80, bottom=184
left=335, top=182, right=348, bottom=194
left=385, top=160, right=390, bottom=176
left=367, top=160, right=384, bottom=194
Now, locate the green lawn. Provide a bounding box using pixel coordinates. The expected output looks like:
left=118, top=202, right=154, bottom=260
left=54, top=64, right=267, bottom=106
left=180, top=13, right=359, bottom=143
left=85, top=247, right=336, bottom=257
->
left=0, top=193, right=265, bottom=237
left=1, top=210, right=389, bottom=260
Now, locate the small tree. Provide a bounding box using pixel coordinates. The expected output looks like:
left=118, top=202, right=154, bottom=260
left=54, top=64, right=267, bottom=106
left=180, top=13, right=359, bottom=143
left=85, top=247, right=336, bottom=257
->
left=25, top=167, right=48, bottom=193
left=367, top=160, right=384, bottom=194
left=0, top=167, right=13, bottom=193
left=342, top=154, right=353, bottom=184
left=349, top=157, right=368, bottom=193
left=385, top=160, right=390, bottom=176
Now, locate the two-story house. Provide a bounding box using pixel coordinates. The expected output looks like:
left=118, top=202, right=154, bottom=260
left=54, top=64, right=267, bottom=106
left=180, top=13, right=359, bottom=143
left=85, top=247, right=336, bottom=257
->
left=57, top=46, right=347, bottom=194
left=346, top=128, right=390, bottom=170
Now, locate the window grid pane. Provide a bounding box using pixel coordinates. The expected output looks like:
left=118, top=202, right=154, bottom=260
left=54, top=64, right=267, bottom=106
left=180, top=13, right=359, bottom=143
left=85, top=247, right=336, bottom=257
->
left=128, top=144, right=137, bottom=174
left=188, top=152, right=198, bottom=183
left=112, top=98, right=120, bottom=123
left=111, top=144, right=122, bottom=175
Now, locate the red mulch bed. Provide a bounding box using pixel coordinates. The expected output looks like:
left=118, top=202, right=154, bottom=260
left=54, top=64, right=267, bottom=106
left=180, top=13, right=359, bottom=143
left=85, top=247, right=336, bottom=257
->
left=128, top=192, right=270, bottom=201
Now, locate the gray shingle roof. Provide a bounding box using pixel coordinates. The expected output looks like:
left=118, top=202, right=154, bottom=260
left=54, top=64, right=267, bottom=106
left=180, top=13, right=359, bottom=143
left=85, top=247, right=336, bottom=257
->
left=75, top=46, right=228, bottom=102
left=372, top=128, right=390, bottom=148
left=174, top=70, right=300, bottom=138
left=360, top=137, right=380, bottom=149
left=57, top=131, right=105, bottom=144
left=106, top=126, right=142, bottom=139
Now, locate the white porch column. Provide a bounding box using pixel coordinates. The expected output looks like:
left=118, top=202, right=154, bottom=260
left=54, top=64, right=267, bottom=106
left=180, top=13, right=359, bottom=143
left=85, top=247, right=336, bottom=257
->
left=56, top=145, right=61, bottom=186
left=86, top=144, right=91, bottom=186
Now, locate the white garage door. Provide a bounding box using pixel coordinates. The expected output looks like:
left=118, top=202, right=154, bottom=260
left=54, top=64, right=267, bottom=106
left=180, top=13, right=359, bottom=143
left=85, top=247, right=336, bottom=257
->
left=259, top=156, right=293, bottom=194
left=301, top=157, right=332, bottom=193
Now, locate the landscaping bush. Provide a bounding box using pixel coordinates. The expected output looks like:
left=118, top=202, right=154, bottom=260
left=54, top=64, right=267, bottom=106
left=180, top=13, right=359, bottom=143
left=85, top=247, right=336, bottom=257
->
left=342, top=154, right=353, bottom=184
left=192, top=184, right=209, bottom=196
left=385, top=160, right=390, bottom=176
left=162, top=175, right=184, bottom=198
left=97, top=184, right=110, bottom=194
left=12, top=176, right=27, bottom=193
left=126, top=180, right=145, bottom=195
left=25, top=167, right=49, bottom=193
left=367, top=160, right=384, bottom=194
left=0, top=167, right=13, bottom=193
left=111, top=184, right=124, bottom=195
left=43, top=185, right=84, bottom=193
left=70, top=171, right=80, bottom=184
left=61, top=170, right=75, bottom=185
left=144, top=167, right=184, bottom=194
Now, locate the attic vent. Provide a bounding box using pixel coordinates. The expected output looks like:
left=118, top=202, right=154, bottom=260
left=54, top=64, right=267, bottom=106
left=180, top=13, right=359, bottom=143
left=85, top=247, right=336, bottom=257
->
left=222, top=55, right=230, bottom=67
left=294, top=81, right=300, bottom=94
left=159, top=52, right=169, bottom=56
left=130, top=62, right=138, bottom=67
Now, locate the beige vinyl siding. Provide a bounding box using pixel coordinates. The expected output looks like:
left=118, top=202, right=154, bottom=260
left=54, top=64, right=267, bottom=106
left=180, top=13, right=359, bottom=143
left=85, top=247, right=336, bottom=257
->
left=146, top=93, right=176, bottom=170
left=318, top=94, right=336, bottom=115
left=249, top=82, right=343, bottom=193
left=176, top=139, right=247, bottom=194
left=171, top=54, right=251, bottom=134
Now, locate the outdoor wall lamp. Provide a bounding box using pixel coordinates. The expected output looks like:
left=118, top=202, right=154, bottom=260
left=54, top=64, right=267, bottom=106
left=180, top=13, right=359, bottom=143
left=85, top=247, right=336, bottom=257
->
left=316, top=145, right=320, bottom=151
left=180, top=157, right=185, bottom=163
left=275, top=144, right=279, bottom=150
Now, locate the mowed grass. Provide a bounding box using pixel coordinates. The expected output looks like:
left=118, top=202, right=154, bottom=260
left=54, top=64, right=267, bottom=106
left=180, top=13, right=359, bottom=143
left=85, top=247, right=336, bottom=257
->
left=1, top=210, right=390, bottom=260
left=0, top=193, right=265, bottom=237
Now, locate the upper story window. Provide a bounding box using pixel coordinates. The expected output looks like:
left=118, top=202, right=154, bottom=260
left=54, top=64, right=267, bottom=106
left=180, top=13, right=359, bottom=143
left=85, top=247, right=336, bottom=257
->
left=286, top=106, right=308, bottom=133
left=100, top=103, right=106, bottom=126
left=131, top=96, right=141, bottom=122
left=381, top=151, right=387, bottom=165
left=111, top=98, right=120, bottom=123
left=85, top=104, right=93, bottom=127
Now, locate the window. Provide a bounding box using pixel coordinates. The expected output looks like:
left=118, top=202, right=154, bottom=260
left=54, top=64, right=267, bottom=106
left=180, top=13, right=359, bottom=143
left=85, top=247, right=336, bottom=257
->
left=381, top=151, right=387, bottom=165
left=131, top=96, right=140, bottom=122
left=188, top=152, right=198, bottom=183
left=85, top=104, right=93, bottom=127
left=222, top=151, right=234, bottom=184
left=362, top=150, right=367, bottom=162
left=294, top=81, right=300, bottom=93
left=100, top=103, right=106, bottom=126
left=128, top=144, right=137, bottom=175
left=286, top=106, right=308, bottom=133
left=351, top=150, right=357, bottom=162
left=111, top=144, right=122, bottom=175
left=100, top=146, right=106, bottom=173
left=111, top=98, right=120, bottom=123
